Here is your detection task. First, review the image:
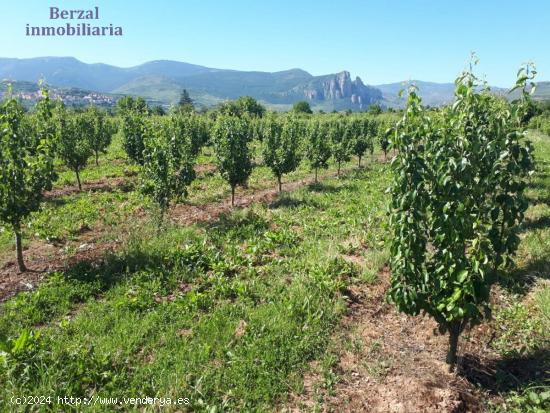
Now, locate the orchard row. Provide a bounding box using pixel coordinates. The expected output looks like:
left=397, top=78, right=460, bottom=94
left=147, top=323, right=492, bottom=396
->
left=0, top=92, right=393, bottom=271
left=119, top=105, right=394, bottom=213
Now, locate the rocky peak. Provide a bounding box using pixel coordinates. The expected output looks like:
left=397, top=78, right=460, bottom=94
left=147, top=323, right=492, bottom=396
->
left=301, top=71, right=382, bottom=108
left=322, top=71, right=351, bottom=99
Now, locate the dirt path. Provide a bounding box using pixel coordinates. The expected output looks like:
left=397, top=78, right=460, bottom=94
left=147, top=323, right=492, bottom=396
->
left=328, top=271, right=475, bottom=412
left=285, top=264, right=548, bottom=413
left=42, top=162, right=215, bottom=200
left=170, top=172, right=334, bottom=225
left=44, top=176, right=134, bottom=199
left=287, top=267, right=492, bottom=412
left=0, top=168, right=355, bottom=302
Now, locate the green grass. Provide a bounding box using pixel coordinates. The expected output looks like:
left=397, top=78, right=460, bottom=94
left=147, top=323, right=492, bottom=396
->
left=1, top=130, right=549, bottom=412
left=0, top=189, right=146, bottom=257
left=534, top=285, right=550, bottom=331
left=0, top=163, right=389, bottom=412
left=486, top=130, right=550, bottom=412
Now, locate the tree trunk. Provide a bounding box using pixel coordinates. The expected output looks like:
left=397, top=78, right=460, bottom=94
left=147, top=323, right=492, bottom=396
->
left=157, top=207, right=166, bottom=235
left=14, top=223, right=26, bottom=273
left=337, top=161, right=341, bottom=177
left=493, top=217, right=507, bottom=276
left=314, top=168, right=318, bottom=184
left=384, top=149, right=387, bottom=160
left=277, top=175, right=282, bottom=193
left=358, top=155, right=362, bottom=168
left=95, top=151, right=99, bottom=166
left=75, top=168, right=82, bottom=191
left=446, top=322, right=461, bottom=372
left=231, top=185, right=235, bottom=207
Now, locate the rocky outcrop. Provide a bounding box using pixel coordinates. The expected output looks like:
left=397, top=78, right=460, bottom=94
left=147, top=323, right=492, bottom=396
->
left=301, top=71, right=382, bottom=108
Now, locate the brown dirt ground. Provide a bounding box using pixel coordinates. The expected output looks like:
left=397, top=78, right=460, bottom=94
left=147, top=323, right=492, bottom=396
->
left=327, top=270, right=479, bottom=413
left=194, top=163, right=217, bottom=175
left=44, top=176, right=134, bottom=199
left=284, top=261, right=540, bottom=412
left=0, top=225, right=123, bottom=302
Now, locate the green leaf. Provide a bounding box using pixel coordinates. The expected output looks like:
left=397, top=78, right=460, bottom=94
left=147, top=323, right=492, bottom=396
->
left=457, top=270, right=468, bottom=283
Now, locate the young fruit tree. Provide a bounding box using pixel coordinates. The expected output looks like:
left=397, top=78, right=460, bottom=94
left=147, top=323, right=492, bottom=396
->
left=118, top=97, right=150, bottom=165
left=350, top=118, right=372, bottom=168
left=84, top=106, right=115, bottom=166
left=121, top=110, right=148, bottom=165
left=261, top=115, right=302, bottom=192
left=211, top=115, right=253, bottom=206
left=0, top=91, right=57, bottom=272
left=366, top=118, right=378, bottom=159
left=170, top=113, right=209, bottom=157
left=329, top=118, right=352, bottom=176
left=305, top=119, right=331, bottom=183
left=387, top=65, right=535, bottom=371
left=140, top=117, right=196, bottom=227
left=379, top=125, right=392, bottom=160
left=55, top=107, right=94, bottom=191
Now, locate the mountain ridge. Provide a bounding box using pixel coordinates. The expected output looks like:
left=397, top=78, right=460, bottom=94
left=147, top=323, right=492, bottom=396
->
left=1, top=57, right=548, bottom=110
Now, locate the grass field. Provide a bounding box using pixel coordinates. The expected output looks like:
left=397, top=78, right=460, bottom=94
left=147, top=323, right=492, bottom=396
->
left=0, top=131, right=548, bottom=412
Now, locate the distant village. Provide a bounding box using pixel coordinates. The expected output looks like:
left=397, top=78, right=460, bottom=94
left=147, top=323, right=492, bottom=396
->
left=12, top=89, right=116, bottom=107
left=0, top=82, right=118, bottom=108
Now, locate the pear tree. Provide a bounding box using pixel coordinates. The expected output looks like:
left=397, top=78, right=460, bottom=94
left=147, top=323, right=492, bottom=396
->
left=0, top=91, right=57, bottom=272
left=140, top=117, right=196, bottom=226
left=261, top=115, right=301, bottom=192
left=388, top=65, right=535, bottom=371
left=329, top=118, right=352, bottom=176
left=55, top=107, right=94, bottom=191
left=211, top=115, right=252, bottom=206
left=305, top=119, right=331, bottom=183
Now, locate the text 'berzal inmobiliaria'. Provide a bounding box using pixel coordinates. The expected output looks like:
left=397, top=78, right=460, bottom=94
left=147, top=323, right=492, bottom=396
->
left=26, top=6, right=123, bottom=36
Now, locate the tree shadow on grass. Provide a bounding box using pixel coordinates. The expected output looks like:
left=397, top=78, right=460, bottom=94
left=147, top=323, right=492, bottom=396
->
left=0, top=245, right=174, bottom=325
left=268, top=196, right=320, bottom=210
left=528, top=195, right=550, bottom=207
left=459, top=349, right=550, bottom=395
left=527, top=180, right=550, bottom=190
left=198, top=210, right=270, bottom=243
left=61, top=245, right=168, bottom=288
left=307, top=182, right=343, bottom=194
left=518, top=216, right=550, bottom=234
left=498, top=253, right=550, bottom=296
left=44, top=197, right=71, bottom=208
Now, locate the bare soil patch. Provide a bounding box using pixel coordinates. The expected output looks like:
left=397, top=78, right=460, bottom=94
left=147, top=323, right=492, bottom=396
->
left=194, top=163, right=217, bottom=175
left=287, top=268, right=490, bottom=412
left=287, top=263, right=550, bottom=413
left=44, top=177, right=134, bottom=199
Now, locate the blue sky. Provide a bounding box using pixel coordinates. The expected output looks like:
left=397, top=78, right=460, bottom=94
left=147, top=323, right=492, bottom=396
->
left=0, top=0, right=548, bottom=86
